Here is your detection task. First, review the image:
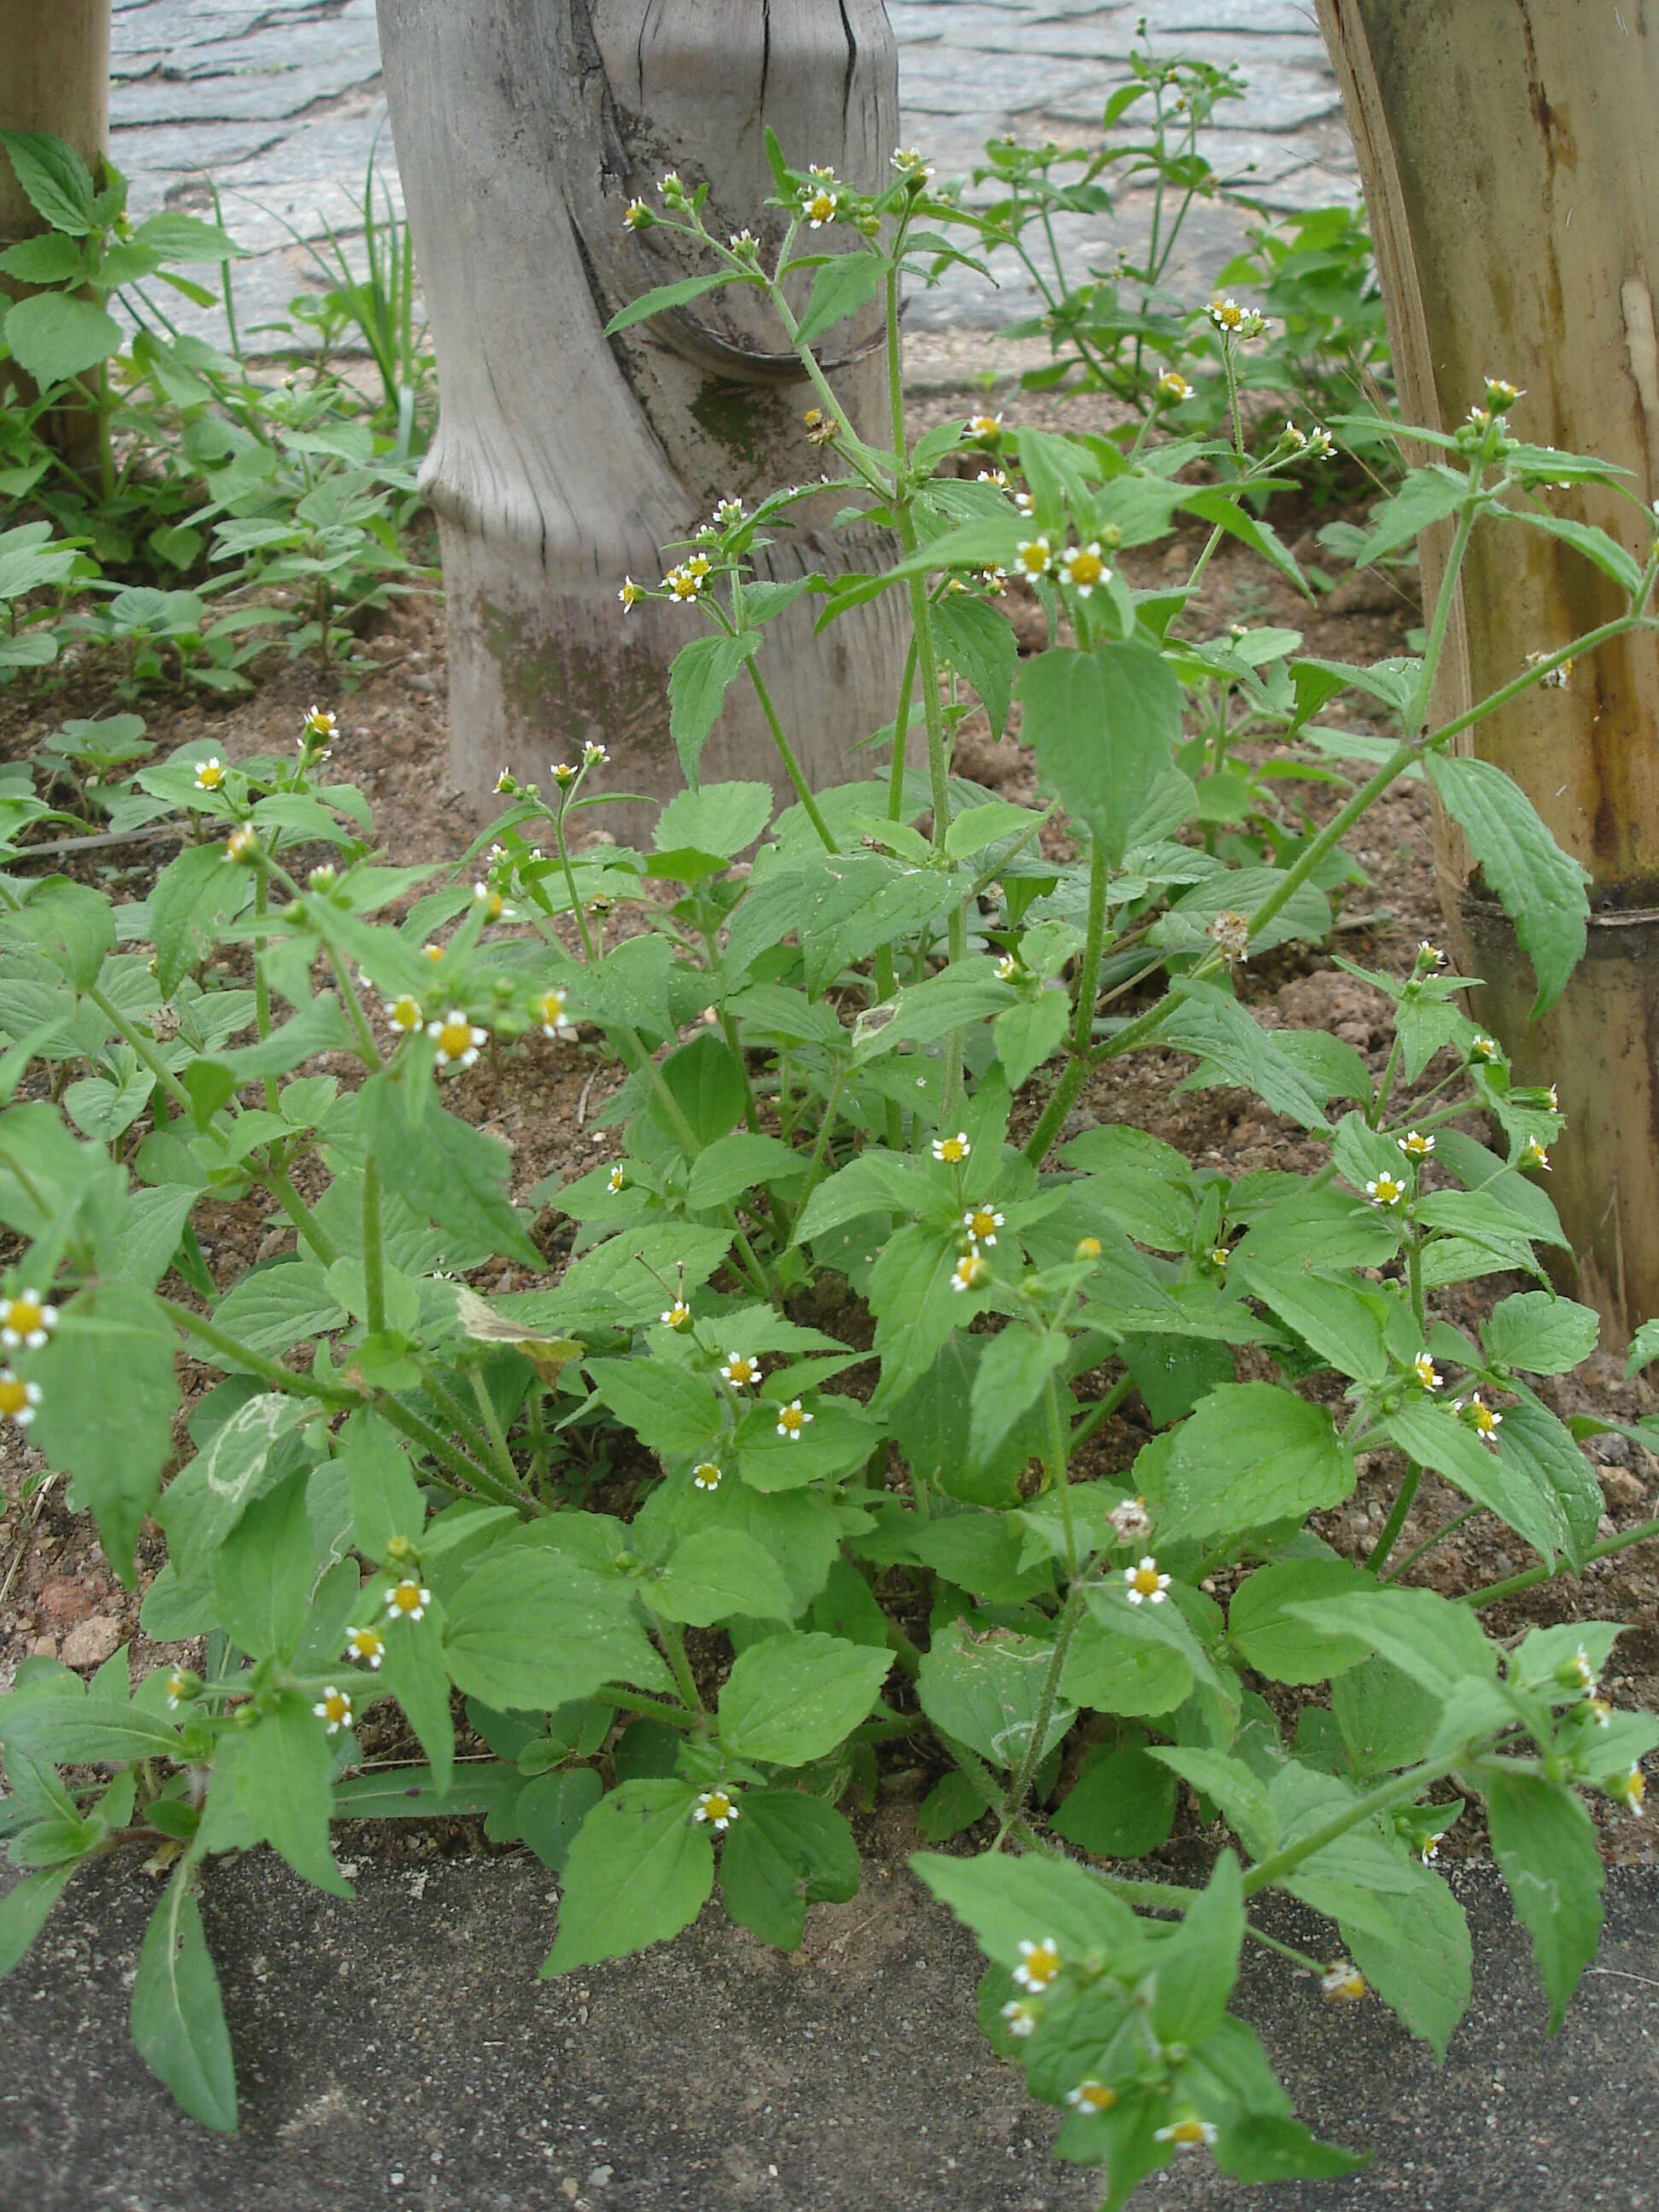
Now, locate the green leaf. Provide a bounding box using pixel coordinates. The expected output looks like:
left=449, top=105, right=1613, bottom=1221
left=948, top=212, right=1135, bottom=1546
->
left=932, top=593, right=1018, bottom=738
left=911, top=1847, right=1138, bottom=1970
left=206, top=1261, right=347, bottom=1364
left=5, top=878, right=114, bottom=991
left=516, top=1767, right=603, bottom=1873
left=604, top=270, right=750, bottom=336
left=149, top=841, right=243, bottom=996
left=1161, top=989, right=1330, bottom=1132
left=1342, top=1858, right=1471, bottom=2058
left=1352, top=465, right=1470, bottom=566
left=130, top=1873, right=238, bottom=2133
left=1497, top=1400, right=1604, bottom=1568
left=968, top=1326, right=1068, bottom=1466
left=1180, top=489, right=1307, bottom=593
left=584, top=1357, right=722, bottom=1459
left=1481, top=1291, right=1598, bottom=1376
left=0, top=1860, right=78, bottom=1976
left=0, top=1694, right=183, bottom=1767
left=1051, top=1733, right=1178, bottom=1857
left=359, top=1071, right=541, bottom=1268
left=667, top=632, right=760, bottom=788
left=154, top=1393, right=312, bottom=1592
left=718, top=1630, right=891, bottom=1765
left=0, top=232, right=88, bottom=283
left=3, top=290, right=122, bottom=387
left=1161, top=1384, right=1349, bottom=1543
left=339, top=1410, right=426, bottom=1562
left=0, top=131, right=97, bottom=234
left=377, top=1611, right=455, bottom=1793
left=541, top=1778, right=712, bottom=1971
left=442, top=1547, right=673, bottom=1710
left=1226, top=1561, right=1374, bottom=1685
left=794, top=249, right=886, bottom=347
left=1150, top=1850, right=1243, bottom=2046
left=32, top=1285, right=181, bottom=1583
left=1016, top=641, right=1182, bottom=864
left=1485, top=1771, right=1604, bottom=2029
left=1289, top=1587, right=1497, bottom=1701
left=1232, top=1258, right=1388, bottom=1383
left=653, top=1029, right=748, bottom=1151
left=1062, top=1604, right=1192, bottom=1717
left=647, top=1528, right=795, bottom=1626
left=917, top=1621, right=1074, bottom=1772
left=868, top=1222, right=979, bottom=1411
left=1385, top=1400, right=1569, bottom=1564
left=211, top=1469, right=316, bottom=1660
left=1515, top=510, right=1644, bottom=598
left=655, top=781, right=772, bottom=859
left=207, top=1698, right=351, bottom=1896
left=1330, top=1656, right=1440, bottom=1779
left=1426, top=754, right=1588, bottom=1014
left=684, top=1131, right=806, bottom=1210
left=131, top=212, right=243, bottom=265
left=993, top=991, right=1072, bottom=1093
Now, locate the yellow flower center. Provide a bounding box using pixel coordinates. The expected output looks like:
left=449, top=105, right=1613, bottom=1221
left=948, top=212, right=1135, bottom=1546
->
left=195, top=760, right=224, bottom=789
left=968, top=1210, right=998, bottom=1240
left=703, top=1790, right=732, bottom=1820
left=388, top=998, right=422, bottom=1032
left=0, top=1377, right=30, bottom=1418
left=1073, top=2080, right=1115, bottom=2111
left=434, top=1020, right=473, bottom=1057
left=693, top=1463, right=722, bottom=1489
left=390, top=1581, right=423, bottom=1614
left=323, top=1692, right=351, bottom=1726
left=4, top=1297, right=43, bottom=1335
left=1167, top=2119, right=1209, bottom=2145
left=1131, top=1566, right=1162, bottom=1597
left=806, top=191, right=836, bottom=224
left=349, top=1629, right=383, bottom=1659
left=778, top=1404, right=806, bottom=1433
left=1016, top=540, right=1050, bottom=577
left=1064, top=548, right=1103, bottom=586
left=1020, top=1941, right=1061, bottom=1986
left=938, top=1137, right=968, bottom=1162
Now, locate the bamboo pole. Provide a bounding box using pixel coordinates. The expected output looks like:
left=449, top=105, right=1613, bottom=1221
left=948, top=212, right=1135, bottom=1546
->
left=0, top=0, right=110, bottom=469
left=1317, top=0, right=1659, bottom=1345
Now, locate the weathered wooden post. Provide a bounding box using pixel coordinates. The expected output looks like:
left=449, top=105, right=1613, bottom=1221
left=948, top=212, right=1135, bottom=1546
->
left=375, top=0, right=910, bottom=830
left=0, top=0, right=110, bottom=468
left=1318, top=0, right=1659, bottom=1343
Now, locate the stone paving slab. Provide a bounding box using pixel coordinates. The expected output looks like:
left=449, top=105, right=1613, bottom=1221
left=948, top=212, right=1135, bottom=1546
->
left=2, top=1851, right=1656, bottom=2212
left=99, top=0, right=1357, bottom=355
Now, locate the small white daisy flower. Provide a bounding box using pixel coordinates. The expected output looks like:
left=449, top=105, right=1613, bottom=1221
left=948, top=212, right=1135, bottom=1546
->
left=344, top=1626, right=385, bottom=1670
left=428, top=1009, right=487, bottom=1069
left=721, top=1353, right=760, bottom=1389
left=0, top=1290, right=57, bottom=1351
left=1365, top=1173, right=1406, bottom=1208
left=951, top=1251, right=990, bottom=1293
left=1013, top=1937, right=1062, bottom=1992
left=0, top=1369, right=41, bottom=1429
left=385, top=1577, right=432, bottom=1623
left=1397, top=1129, right=1435, bottom=1159
left=932, top=1132, right=971, bottom=1164
left=194, top=757, right=224, bottom=792
left=312, top=1685, right=353, bottom=1735
left=963, top=1204, right=1004, bottom=1247
left=1124, top=1556, right=1170, bottom=1605
left=775, top=1398, right=812, bottom=1441
left=691, top=1786, right=740, bottom=1829
left=692, top=1462, right=722, bottom=1491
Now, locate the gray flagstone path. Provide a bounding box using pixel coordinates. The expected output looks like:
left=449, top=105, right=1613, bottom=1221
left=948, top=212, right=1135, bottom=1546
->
left=103, top=0, right=1359, bottom=350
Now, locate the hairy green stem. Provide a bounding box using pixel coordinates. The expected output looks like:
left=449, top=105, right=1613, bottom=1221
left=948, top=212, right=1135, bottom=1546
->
left=470, top=1370, right=522, bottom=1491
left=997, top=1582, right=1089, bottom=1843
left=1364, top=1461, right=1421, bottom=1576
left=650, top=1613, right=707, bottom=1722
left=361, top=1155, right=387, bottom=1336
left=374, top=1393, right=526, bottom=1505
left=154, top=1296, right=356, bottom=1407
left=1463, top=1513, right=1659, bottom=1608
left=743, top=657, right=839, bottom=853
left=1241, top=1759, right=1462, bottom=1896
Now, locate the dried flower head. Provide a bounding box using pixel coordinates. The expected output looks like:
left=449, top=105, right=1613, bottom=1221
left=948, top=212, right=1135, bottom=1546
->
left=1206, top=910, right=1250, bottom=963
left=1109, top=1495, right=1152, bottom=1545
